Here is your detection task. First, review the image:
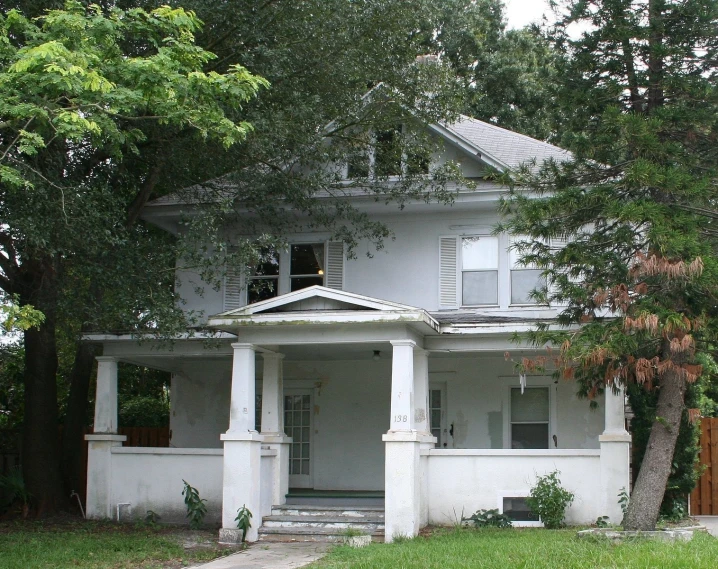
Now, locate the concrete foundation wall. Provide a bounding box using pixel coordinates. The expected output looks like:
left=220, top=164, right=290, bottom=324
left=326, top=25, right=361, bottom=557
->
left=425, top=450, right=602, bottom=525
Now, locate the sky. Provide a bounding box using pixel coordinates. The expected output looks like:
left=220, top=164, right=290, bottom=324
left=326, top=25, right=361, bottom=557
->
left=504, top=0, right=553, bottom=29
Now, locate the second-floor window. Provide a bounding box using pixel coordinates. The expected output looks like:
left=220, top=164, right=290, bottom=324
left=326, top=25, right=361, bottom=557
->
left=510, top=237, right=545, bottom=305
left=461, top=236, right=498, bottom=306
left=247, top=247, right=280, bottom=305
left=290, top=244, right=325, bottom=292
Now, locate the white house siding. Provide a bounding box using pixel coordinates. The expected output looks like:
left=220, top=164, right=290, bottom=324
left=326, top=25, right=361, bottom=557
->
left=167, top=355, right=604, bottom=492
left=172, top=207, right=566, bottom=318
left=425, top=450, right=602, bottom=525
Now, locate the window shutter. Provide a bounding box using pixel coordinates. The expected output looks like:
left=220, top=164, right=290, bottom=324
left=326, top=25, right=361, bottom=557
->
left=439, top=236, right=458, bottom=308
left=325, top=241, right=344, bottom=289
left=223, top=264, right=243, bottom=311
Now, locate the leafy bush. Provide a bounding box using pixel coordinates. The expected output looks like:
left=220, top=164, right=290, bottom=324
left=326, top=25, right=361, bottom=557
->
left=526, top=471, right=574, bottom=529
left=234, top=504, right=253, bottom=542
left=119, top=396, right=169, bottom=428
left=0, top=466, right=31, bottom=516
left=182, top=480, right=207, bottom=529
left=463, top=509, right=513, bottom=528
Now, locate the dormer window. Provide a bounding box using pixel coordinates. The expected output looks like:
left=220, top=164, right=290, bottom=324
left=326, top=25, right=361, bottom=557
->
left=346, top=125, right=430, bottom=179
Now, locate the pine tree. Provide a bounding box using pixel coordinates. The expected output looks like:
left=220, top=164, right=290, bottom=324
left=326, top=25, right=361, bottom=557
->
left=498, top=0, right=718, bottom=530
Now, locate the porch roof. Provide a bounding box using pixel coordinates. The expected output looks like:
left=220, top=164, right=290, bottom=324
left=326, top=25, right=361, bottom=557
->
left=207, top=286, right=440, bottom=336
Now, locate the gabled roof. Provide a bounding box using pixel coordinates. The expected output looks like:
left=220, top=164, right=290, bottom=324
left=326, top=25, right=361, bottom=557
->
left=207, top=285, right=441, bottom=334
left=444, top=115, right=570, bottom=171
left=216, top=285, right=421, bottom=316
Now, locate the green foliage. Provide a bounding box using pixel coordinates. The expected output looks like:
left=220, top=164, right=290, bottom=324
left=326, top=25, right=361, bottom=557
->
left=595, top=516, right=610, bottom=528
left=526, top=471, right=574, bottom=529
left=497, top=0, right=718, bottom=530
left=463, top=509, right=513, bottom=529
left=618, top=488, right=630, bottom=519
left=181, top=480, right=207, bottom=530
left=0, top=466, right=31, bottom=514
left=118, top=396, right=169, bottom=428
left=0, top=297, right=44, bottom=334
left=234, top=504, right=252, bottom=542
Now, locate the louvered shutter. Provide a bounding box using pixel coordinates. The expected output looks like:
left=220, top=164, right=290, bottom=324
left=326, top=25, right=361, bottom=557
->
left=223, top=263, right=243, bottom=311
left=439, top=236, right=458, bottom=308
left=325, top=241, right=344, bottom=290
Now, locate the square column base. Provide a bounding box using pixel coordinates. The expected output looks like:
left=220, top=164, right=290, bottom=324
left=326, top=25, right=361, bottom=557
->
left=220, top=432, right=263, bottom=543
left=599, top=433, right=631, bottom=524
left=261, top=433, right=291, bottom=507
left=85, top=434, right=126, bottom=519
left=384, top=432, right=427, bottom=542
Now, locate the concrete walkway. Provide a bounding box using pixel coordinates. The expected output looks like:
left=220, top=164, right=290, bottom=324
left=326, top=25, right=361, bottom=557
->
left=191, top=542, right=331, bottom=569
left=695, top=516, right=718, bottom=538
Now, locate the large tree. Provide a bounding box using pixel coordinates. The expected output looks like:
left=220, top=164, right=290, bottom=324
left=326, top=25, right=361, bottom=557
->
left=0, top=1, right=267, bottom=510
left=2, top=0, right=475, bottom=511
left=499, top=0, right=718, bottom=530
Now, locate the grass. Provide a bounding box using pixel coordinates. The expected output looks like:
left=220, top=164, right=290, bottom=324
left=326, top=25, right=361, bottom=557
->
left=0, top=518, right=236, bottom=569
left=309, top=527, right=718, bottom=569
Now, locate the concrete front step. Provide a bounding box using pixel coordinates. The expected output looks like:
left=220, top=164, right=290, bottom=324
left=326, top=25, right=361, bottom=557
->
left=259, top=504, right=385, bottom=543
left=270, top=504, right=384, bottom=518
left=258, top=526, right=385, bottom=543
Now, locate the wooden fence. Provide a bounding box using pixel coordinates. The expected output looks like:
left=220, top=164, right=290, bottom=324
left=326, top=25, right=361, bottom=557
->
left=690, top=417, right=718, bottom=515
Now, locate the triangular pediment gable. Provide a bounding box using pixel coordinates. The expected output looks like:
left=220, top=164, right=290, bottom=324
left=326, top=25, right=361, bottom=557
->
left=216, top=285, right=420, bottom=317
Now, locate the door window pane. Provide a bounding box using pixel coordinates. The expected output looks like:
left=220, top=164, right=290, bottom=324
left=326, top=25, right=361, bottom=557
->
left=511, top=423, right=549, bottom=449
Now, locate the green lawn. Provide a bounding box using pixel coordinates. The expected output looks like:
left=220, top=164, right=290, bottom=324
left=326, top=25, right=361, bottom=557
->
left=310, top=528, right=718, bottom=569
left=0, top=519, right=233, bottom=569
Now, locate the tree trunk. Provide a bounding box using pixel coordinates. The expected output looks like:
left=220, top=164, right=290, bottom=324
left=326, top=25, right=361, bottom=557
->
left=623, top=368, right=686, bottom=530
left=21, top=269, right=65, bottom=513
left=61, top=340, right=98, bottom=500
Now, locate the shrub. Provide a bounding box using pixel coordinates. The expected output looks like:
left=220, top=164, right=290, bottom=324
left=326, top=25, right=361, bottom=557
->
left=526, top=471, right=574, bottom=529
left=463, top=509, right=513, bottom=528
left=182, top=480, right=207, bottom=529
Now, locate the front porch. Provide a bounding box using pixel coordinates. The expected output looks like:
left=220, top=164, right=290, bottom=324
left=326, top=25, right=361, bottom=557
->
left=85, top=287, right=631, bottom=542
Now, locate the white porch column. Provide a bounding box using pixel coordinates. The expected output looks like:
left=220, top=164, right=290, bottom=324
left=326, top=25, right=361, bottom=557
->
left=220, top=343, right=263, bottom=544
left=599, top=384, right=631, bottom=523
left=86, top=356, right=126, bottom=519
left=384, top=340, right=433, bottom=541
left=413, top=348, right=430, bottom=434
left=260, top=352, right=290, bottom=512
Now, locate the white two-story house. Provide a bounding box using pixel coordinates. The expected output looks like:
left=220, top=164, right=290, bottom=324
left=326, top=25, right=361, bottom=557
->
left=84, top=114, right=631, bottom=542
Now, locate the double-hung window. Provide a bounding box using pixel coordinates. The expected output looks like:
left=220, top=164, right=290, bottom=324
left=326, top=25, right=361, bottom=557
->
left=510, top=387, right=549, bottom=449
left=509, top=236, right=545, bottom=305
left=461, top=236, right=499, bottom=306
left=290, top=244, right=325, bottom=292
left=247, top=247, right=280, bottom=305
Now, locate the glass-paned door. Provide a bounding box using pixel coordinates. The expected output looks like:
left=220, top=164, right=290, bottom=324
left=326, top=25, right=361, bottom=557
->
left=429, top=384, right=447, bottom=448
left=284, top=390, right=313, bottom=488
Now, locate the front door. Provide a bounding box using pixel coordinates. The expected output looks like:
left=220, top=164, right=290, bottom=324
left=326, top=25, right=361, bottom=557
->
left=284, top=390, right=313, bottom=488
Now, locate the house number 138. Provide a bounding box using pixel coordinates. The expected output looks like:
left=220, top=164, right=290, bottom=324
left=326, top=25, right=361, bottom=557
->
left=394, top=415, right=408, bottom=423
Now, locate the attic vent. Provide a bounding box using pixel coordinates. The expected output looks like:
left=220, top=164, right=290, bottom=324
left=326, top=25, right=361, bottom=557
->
left=325, top=242, right=344, bottom=290
left=224, top=264, right=243, bottom=311
left=439, top=236, right=458, bottom=307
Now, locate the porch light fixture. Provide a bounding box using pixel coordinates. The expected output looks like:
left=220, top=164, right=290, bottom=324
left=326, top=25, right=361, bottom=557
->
left=373, top=350, right=381, bottom=361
